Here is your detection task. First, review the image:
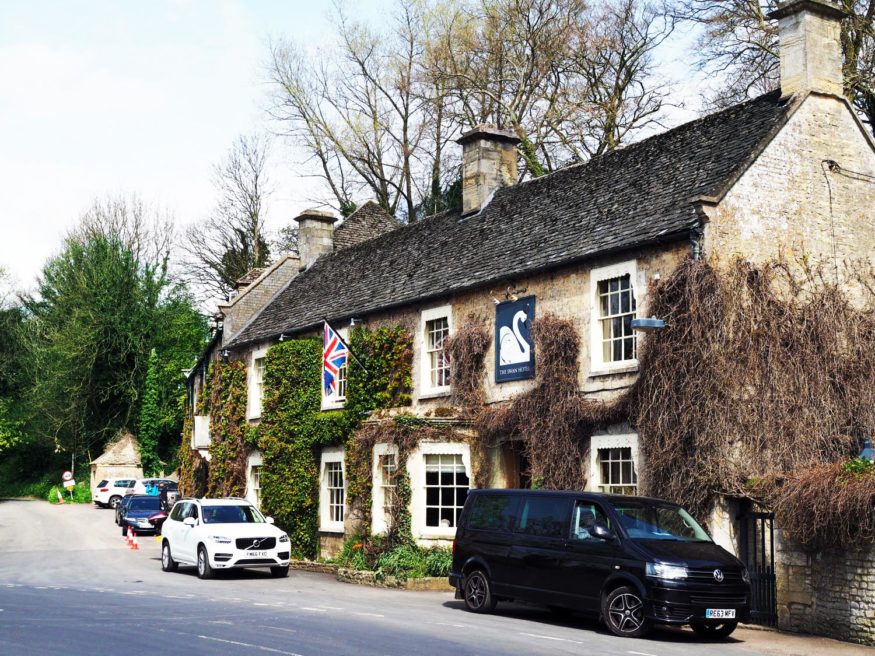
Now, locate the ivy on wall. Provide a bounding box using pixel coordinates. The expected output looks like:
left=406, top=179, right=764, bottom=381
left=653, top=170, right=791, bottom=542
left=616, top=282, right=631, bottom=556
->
left=205, top=361, right=249, bottom=497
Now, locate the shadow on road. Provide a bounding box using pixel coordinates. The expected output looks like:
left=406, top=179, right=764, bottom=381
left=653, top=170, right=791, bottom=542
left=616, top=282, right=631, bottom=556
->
left=441, top=600, right=742, bottom=646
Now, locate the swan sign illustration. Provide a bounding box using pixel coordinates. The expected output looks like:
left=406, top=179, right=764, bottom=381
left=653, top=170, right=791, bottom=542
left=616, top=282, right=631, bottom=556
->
left=495, top=296, right=535, bottom=383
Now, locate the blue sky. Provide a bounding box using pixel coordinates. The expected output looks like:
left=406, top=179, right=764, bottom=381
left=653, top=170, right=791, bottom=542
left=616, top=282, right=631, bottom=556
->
left=0, top=0, right=703, bottom=289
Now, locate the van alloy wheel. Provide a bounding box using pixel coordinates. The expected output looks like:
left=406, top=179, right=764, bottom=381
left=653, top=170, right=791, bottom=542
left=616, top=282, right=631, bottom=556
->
left=463, top=570, right=496, bottom=613
left=603, top=586, right=651, bottom=638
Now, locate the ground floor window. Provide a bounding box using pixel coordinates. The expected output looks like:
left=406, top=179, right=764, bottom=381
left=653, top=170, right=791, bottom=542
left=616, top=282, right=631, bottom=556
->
left=590, top=433, right=639, bottom=495
left=320, top=446, right=346, bottom=532
left=425, top=453, right=469, bottom=529
left=250, top=465, right=261, bottom=508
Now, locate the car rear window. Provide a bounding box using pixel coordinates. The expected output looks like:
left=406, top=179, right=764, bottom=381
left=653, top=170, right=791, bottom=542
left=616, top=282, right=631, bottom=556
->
left=515, top=496, right=571, bottom=538
left=129, top=497, right=162, bottom=511
left=96, top=480, right=108, bottom=488
left=467, top=494, right=518, bottom=532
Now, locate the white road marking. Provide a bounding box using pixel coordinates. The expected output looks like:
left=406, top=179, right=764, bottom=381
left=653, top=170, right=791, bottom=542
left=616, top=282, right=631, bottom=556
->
left=259, top=625, right=298, bottom=634
left=628, top=652, right=658, bottom=656
left=197, top=635, right=304, bottom=655
left=354, top=612, right=384, bottom=618
left=319, top=605, right=343, bottom=610
left=300, top=606, right=327, bottom=612
left=209, top=620, right=233, bottom=625
left=520, top=632, right=584, bottom=645
left=432, top=622, right=465, bottom=627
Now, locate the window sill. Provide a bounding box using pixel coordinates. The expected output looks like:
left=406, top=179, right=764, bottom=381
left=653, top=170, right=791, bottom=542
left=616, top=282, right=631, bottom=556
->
left=418, top=389, right=451, bottom=400
left=418, top=532, right=457, bottom=540
left=318, top=527, right=345, bottom=535
left=588, top=363, right=639, bottom=379
left=321, top=401, right=346, bottom=412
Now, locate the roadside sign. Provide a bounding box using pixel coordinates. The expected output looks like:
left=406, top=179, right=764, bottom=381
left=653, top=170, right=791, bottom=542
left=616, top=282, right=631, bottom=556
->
left=63, top=479, right=76, bottom=489
left=62, top=471, right=73, bottom=482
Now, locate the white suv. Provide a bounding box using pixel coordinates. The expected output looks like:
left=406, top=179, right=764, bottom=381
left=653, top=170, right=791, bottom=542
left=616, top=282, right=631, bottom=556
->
left=160, top=498, right=290, bottom=579
left=93, top=478, right=136, bottom=508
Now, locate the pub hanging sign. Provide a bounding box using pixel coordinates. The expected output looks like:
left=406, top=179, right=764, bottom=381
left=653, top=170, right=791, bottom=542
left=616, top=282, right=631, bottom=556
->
left=495, top=296, right=535, bottom=383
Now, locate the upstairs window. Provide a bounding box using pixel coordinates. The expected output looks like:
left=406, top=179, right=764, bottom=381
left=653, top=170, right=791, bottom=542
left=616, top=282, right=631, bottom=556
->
left=420, top=306, right=452, bottom=395
left=590, top=261, right=639, bottom=372
left=248, top=347, right=269, bottom=419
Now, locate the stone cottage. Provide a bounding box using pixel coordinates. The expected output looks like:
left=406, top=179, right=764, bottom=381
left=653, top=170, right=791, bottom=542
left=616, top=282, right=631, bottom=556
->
left=186, top=0, right=875, bottom=645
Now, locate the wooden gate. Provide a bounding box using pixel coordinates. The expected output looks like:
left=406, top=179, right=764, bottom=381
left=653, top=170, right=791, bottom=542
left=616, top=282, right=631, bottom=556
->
left=738, top=511, right=777, bottom=627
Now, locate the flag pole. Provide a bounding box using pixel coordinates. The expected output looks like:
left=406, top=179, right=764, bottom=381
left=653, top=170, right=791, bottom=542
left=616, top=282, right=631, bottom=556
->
left=324, top=318, right=367, bottom=373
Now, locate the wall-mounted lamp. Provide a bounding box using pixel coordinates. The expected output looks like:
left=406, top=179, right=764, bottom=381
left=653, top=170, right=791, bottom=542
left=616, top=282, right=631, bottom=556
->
left=278, top=334, right=290, bottom=342
left=505, top=284, right=527, bottom=302
left=631, top=317, right=666, bottom=333
left=350, top=318, right=362, bottom=326
left=220, top=349, right=230, bottom=362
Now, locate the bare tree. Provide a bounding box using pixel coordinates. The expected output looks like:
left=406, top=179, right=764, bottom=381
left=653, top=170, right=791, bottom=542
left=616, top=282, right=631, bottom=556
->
left=181, top=134, right=275, bottom=300
left=669, top=0, right=875, bottom=129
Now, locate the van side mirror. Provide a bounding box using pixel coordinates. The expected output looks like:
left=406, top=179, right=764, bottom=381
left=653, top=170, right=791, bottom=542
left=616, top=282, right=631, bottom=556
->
left=592, top=523, right=615, bottom=541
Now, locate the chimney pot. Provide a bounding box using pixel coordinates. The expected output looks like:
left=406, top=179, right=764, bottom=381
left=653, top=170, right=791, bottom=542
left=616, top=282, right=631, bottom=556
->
left=295, top=208, right=337, bottom=269
left=457, top=125, right=521, bottom=216
left=768, top=0, right=848, bottom=98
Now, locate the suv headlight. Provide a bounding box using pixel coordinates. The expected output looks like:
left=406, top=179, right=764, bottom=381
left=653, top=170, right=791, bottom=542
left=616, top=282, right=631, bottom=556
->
left=646, top=562, right=688, bottom=580
left=278, top=534, right=289, bottom=543
left=208, top=535, right=232, bottom=544
left=741, top=566, right=750, bottom=584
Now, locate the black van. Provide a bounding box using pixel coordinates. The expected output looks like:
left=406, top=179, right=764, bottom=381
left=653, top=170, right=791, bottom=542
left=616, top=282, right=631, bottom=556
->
left=449, top=489, right=750, bottom=639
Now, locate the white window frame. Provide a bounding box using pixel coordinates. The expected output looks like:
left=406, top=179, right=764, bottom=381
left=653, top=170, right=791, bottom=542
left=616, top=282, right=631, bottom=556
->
left=370, top=443, right=400, bottom=535
left=409, top=442, right=471, bottom=539
left=321, top=327, right=349, bottom=411
left=319, top=446, right=346, bottom=532
left=247, top=346, right=269, bottom=419
left=246, top=450, right=263, bottom=509
left=419, top=305, right=452, bottom=397
left=589, top=433, right=639, bottom=495
left=589, top=261, right=639, bottom=374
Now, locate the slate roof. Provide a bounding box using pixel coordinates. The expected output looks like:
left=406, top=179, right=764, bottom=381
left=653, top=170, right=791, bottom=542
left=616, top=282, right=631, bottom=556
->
left=229, top=91, right=794, bottom=348
left=334, top=200, right=400, bottom=251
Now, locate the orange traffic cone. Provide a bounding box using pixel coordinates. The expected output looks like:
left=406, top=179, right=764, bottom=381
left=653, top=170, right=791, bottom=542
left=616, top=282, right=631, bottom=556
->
left=56, top=490, right=65, bottom=504
left=131, top=530, right=139, bottom=551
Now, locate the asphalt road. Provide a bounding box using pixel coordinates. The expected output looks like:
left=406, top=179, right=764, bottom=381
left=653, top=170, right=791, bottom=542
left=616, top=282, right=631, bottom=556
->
left=0, top=499, right=870, bottom=656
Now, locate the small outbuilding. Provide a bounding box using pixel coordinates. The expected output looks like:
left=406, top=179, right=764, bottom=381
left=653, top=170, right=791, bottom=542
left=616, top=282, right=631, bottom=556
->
left=89, top=433, right=143, bottom=489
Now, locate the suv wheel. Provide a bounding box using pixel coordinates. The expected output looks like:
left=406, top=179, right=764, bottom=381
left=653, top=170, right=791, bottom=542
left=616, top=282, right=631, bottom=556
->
left=197, top=545, right=213, bottom=579
left=109, top=495, right=121, bottom=509
left=161, top=542, right=178, bottom=572
left=690, top=620, right=738, bottom=640
left=463, top=570, right=496, bottom=613
left=270, top=565, right=289, bottom=578
left=603, top=586, right=651, bottom=638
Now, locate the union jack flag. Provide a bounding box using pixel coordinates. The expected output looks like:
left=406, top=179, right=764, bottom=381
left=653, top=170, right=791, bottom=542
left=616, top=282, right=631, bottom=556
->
left=323, top=321, right=349, bottom=397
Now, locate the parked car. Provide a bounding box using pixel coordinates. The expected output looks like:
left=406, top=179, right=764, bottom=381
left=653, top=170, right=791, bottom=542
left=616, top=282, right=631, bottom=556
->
left=160, top=498, right=290, bottom=579
left=120, top=495, right=163, bottom=535
left=92, top=478, right=136, bottom=509
left=115, top=494, right=137, bottom=525
left=449, top=489, right=750, bottom=640
left=124, top=478, right=177, bottom=496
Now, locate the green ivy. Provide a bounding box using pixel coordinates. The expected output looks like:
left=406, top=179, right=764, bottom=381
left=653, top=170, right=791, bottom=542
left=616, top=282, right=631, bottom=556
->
left=206, top=361, right=248, bottom=497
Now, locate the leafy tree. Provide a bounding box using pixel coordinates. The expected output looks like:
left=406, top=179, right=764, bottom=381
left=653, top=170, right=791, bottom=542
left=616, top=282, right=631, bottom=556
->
left=138, top=349, right=161, bottom=476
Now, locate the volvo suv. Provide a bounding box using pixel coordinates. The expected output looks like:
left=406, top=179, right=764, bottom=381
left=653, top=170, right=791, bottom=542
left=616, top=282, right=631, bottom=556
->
left=160, top=498, right=290, bottom=579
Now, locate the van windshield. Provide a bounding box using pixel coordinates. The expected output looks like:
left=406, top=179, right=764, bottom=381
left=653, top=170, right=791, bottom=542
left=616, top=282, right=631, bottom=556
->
left=612, top=503, right=711, bottom=542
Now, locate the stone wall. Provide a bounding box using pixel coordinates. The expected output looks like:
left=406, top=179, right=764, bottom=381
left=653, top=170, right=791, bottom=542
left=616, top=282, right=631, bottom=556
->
left=704, top=94, right=875, bottom=285
left=775, top=529, right=875, bottom=646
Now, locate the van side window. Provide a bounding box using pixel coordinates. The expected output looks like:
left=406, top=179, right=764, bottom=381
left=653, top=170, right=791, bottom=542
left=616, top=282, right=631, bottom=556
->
left=515, top=497, right=569, bottom=538
left=571, top=501, right=609, bottom=541
left=468, top=495, right=519, bottom=531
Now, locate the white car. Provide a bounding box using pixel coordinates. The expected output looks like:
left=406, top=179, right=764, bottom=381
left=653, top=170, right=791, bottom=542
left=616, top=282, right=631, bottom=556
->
left=93, top=478, right=137, bottom=508
left=160, top=498, right=290, bottom=579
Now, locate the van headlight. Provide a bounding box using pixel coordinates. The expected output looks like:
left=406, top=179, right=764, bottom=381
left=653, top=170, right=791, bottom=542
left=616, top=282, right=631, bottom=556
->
left=278, top=534, right=289, bottom=543
left=646, top=562, right=688, bottom=580
left=741, top=566, right=750, bottom=584
left=208, top=535, right=232, bottom=544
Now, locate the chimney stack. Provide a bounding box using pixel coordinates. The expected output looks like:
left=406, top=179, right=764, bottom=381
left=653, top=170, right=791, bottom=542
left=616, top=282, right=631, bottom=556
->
left=768, top=0, right=847, bottom=99
left=295, top=209, right=336, bottom=269
left=457, top=125, right=521, bottom=216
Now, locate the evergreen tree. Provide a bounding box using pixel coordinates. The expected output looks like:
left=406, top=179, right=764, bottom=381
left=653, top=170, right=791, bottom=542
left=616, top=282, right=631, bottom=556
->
left=138, top=349, right=161, bottom=476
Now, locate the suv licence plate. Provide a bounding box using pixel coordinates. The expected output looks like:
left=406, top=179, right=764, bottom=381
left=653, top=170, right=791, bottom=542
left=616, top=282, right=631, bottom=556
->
left=705, top=609, right=736, bottom=619
left=247, top=551, right=268, bottom=558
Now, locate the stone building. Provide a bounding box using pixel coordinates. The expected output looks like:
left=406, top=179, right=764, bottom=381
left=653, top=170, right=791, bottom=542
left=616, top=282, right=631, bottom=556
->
left=187, top=0, right=874, bottom=644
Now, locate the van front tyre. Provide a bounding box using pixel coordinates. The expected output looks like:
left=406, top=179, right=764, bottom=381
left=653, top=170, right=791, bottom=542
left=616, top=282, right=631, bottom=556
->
left=603, top=586, right=651, bottom=638
left=463, top=570, right=496, bottom=613
left=690, top=620, right=738, bottom=640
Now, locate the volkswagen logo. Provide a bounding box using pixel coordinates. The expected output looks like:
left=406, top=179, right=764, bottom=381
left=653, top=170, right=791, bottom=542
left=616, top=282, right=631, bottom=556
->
left=713, top=569, right=724, bottom=582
